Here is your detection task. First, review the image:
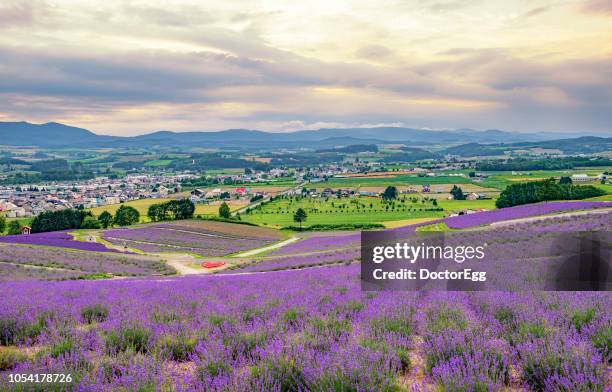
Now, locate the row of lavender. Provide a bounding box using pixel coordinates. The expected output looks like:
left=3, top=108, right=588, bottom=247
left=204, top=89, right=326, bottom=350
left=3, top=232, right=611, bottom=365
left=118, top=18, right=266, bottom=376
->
left=234, top=202, right=611, bottom=274
left=0, top=264, right=609, bottom=390
left=0, top=231, right=123, bottom=253
left=102, top=221, right=280, bottom=256
left=264, top=201, right=611, bottom=257
left=0, top=244, right=175, bottom=281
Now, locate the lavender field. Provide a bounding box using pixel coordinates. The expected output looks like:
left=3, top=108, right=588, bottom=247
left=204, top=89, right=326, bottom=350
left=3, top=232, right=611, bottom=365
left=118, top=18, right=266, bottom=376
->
left=0, top=245, right=175, bottom=281
left=0, top=204, right=610, bottom=391
left=0, top=231, right=124, bottom=253
left=102, top=220, right=281, bottom=257
left=0, top=265, right=610, bottom=391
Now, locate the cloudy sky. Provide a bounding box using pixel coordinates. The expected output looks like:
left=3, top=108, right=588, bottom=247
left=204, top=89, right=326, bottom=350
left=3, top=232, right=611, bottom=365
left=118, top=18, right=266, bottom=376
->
left=0, top=0, right=611, bottom=135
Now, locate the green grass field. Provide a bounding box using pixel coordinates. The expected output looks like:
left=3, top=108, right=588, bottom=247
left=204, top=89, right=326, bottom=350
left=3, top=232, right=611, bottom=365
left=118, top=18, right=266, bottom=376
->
left=240, top=195, right=493, bottom=227
left=88, top=198, right=245, bottom=222
left=321, top=174, right=472, bottom=189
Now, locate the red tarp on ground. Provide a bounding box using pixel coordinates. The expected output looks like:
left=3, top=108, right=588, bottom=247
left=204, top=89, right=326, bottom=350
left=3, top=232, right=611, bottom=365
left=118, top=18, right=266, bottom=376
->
left=202, top=261, right=226, bottom=269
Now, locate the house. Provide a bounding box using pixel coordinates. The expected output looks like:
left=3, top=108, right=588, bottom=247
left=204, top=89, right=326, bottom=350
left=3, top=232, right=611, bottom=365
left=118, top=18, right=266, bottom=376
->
left=322, top=188, right=334, bottom=197
left=466, top=193, right=479, bottom=201
left=235, top=187, right=247, bottom=195
left=105, top=196, right=121, bottom=205
left=211, top=188, right=222, bottom=198
left=191, top=189, right=207, bottom=197
left=189, top=194, right=201, bottom=203
left=157, top=186, right=169, bottom=197
left=571, top=174, right=591, bottom=182
left=21, top=226, right=31, bottom=235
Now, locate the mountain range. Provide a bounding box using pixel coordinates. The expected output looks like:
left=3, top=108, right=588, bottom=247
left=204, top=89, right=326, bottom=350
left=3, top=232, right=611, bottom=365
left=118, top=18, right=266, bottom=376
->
left=0, top=121, right=609, bottom=150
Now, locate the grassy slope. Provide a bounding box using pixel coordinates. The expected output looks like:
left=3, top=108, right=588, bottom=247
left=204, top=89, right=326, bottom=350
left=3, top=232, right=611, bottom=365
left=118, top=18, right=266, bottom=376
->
left=240, top=196, right=494, bottom=227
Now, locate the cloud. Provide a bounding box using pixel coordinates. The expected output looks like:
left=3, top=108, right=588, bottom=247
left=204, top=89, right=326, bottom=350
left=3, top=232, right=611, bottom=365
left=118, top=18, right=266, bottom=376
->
left=0, top=0, right=47, bottom=28
left=0, top=1, right=610, bottom=134
left=355, top=44, right=394, bottom=60
left=581, top=0, right=612, bottom=15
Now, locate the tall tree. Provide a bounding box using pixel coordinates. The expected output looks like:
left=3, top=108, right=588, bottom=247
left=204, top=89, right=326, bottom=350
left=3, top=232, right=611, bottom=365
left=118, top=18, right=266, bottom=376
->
left=219, top=202, right=231, bottom=219
left=382, top=186, right=398, bottom=201
left=450, top=185, right=466, bottom=200
left=7, top=220, right=21, bottom=235
left=559, top=176, right=573, bottom=185
left=0, top=215, right=5, bottom=234
left=113, top=205, right=140, bottom=226
left=98, top=211, right=113, bottom=228
left=293, top=208, right=308, bottom=230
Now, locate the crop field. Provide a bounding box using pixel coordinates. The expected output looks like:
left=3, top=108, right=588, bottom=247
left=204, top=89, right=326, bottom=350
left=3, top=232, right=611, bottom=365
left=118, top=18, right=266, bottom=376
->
left=101, top=220, right=282, bottom=256
left=0, top=231, right=123, bottom=253
left=0, top=202, right=610, bottom=390
left=242, top=196, right=447, bottom=227
left=89, top=199, right=246, bottom=222
left=1, top=265, right=610, bottom=390
left=0, top=244, right=174, bottom=281
left=321, top=174, right=473, bottom=188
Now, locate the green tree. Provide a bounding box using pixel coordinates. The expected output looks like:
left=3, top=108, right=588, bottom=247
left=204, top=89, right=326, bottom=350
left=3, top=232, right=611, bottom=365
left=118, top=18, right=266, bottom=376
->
left=113, top=205, right=140, bottom=226
left=167, top=199, right=195, bottom=220
left=219, top=202, right=231, bottom=219
left=450, top=185, right=466, bottom=200
left=559, top=176, right=573, bottom=185
left=496, top=178, right=604, bottom=208
left=382, top=186, right=398, bottom=201
left=81, top=216, right=101, bottom=229
left=147, top=203, right=166, bottom=222
left=7, top=220, right=21, bottom=235
left=293, top=208, right=308, bottom=230
left=0, top=215, right=5, bottom=234
left=98, top=211, right=113, bottom=228
left=31, top=208, right=91, bottom=233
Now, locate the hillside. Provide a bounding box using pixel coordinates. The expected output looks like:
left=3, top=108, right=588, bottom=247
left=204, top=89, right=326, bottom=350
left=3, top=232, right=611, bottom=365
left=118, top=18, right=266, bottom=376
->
left=0, top=121, right=600, bottom=149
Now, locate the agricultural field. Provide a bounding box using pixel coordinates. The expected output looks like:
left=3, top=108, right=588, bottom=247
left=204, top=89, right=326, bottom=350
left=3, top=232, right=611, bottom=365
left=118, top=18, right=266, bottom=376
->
left=100, top=220, right=282, bottom=256
left=0, top=243, right=174, bottom=281
left=88, top=199, right=246, bottom=222
left=0, top=201, right=610, bottom=391
left=0, top=266, right=610, bottom=390
left=241, top=195, right=497, bottom=227
left=322, top=174, right=473, bottom=188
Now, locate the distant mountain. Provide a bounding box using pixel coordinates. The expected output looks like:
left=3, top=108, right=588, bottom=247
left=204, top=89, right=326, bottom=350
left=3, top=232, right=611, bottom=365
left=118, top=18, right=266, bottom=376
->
left=0, top=121, right=116, bottom=147
left=0, top=121, right=608, bottom=150
left=441, top=142, right=505, bottom=157
left=440, top=137, right=612, bottom=157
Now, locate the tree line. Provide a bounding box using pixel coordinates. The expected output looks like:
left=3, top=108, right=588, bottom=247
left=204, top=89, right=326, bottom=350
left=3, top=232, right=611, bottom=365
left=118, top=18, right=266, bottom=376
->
left=147, top=199, right=195, bottom=222
left=475, top=157, right=612, bottom=172
left=496, top=178, right=605, bottom=208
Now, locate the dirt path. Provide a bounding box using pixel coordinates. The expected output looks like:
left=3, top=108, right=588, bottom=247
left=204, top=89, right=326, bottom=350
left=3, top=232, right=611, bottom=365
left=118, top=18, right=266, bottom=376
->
left=158, top=253, right=207, bottom=275
left=231, top=237, right=300, bottom=257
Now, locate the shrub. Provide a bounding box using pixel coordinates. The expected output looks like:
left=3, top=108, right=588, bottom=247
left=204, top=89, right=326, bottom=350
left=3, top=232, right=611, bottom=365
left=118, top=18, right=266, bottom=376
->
left=371, top=316, right=412, bottom=338
left=156, top=335, right=197, bottom=362
left=0, top=347, right=28, bottom=370
left=81, top=304, right=109, bottom=324
left=282, top=307, right=304, bottom=326
left=49, top=338, right=74, bottom=358
left=520, top=340, right=605, bottom=391
left=571, top=307, right=596, bottom=333
left=250, top=358, right=306, bottom=392
left=199, top=360, right=231, bottom=378
left=105, top=325, right=152, bottom=354
left=590, top=324, right=611, bottom=363
left=426, top=306, right=467, bottom=333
